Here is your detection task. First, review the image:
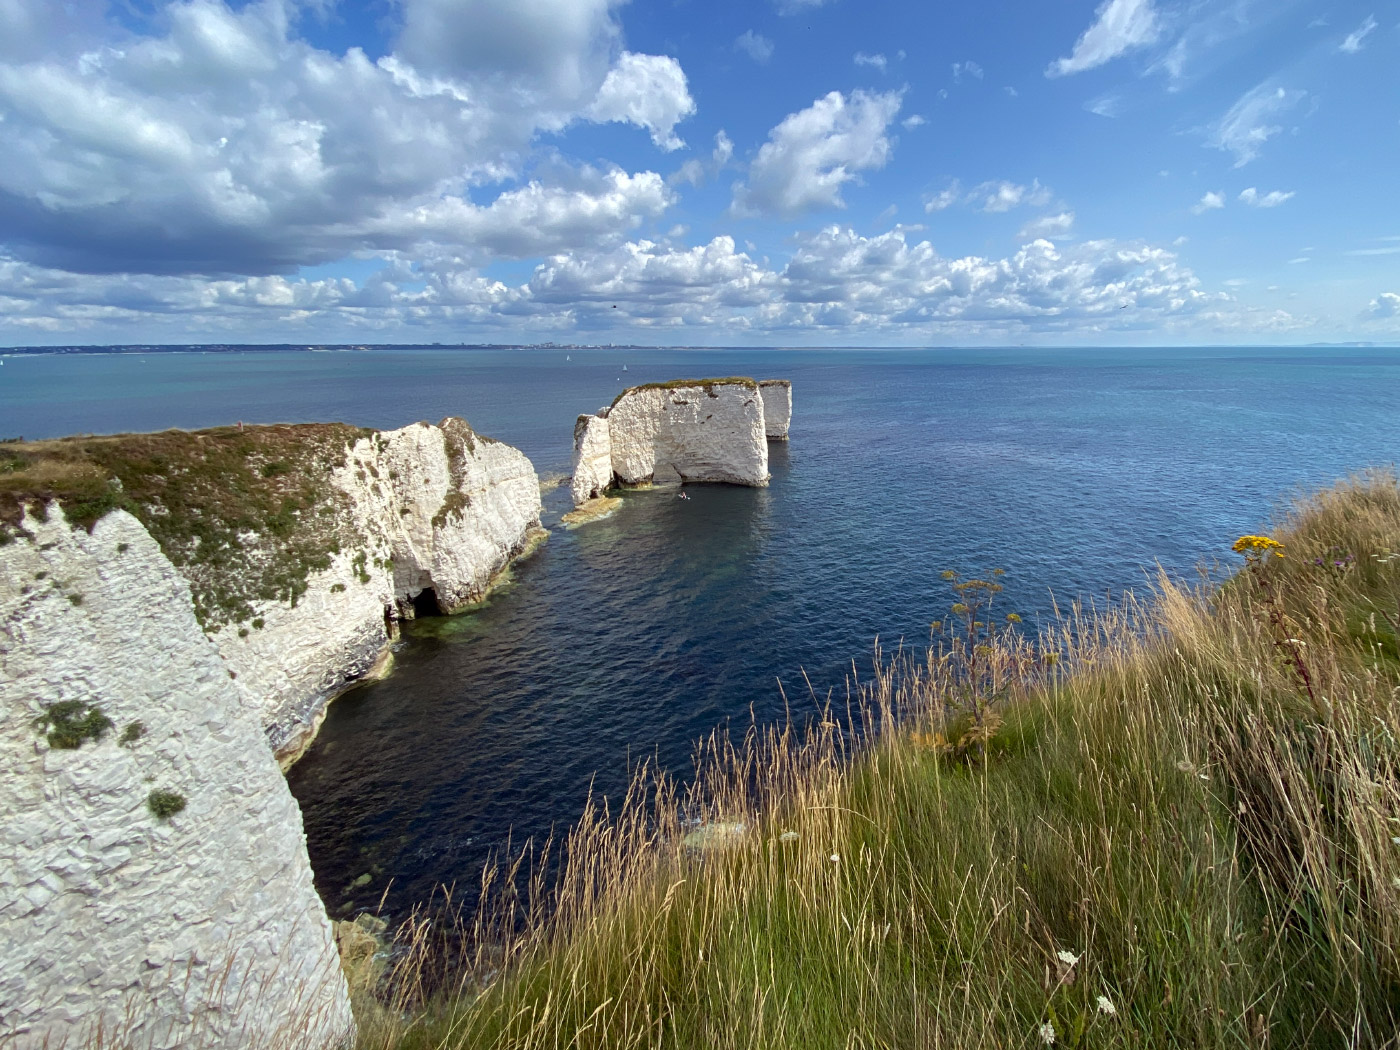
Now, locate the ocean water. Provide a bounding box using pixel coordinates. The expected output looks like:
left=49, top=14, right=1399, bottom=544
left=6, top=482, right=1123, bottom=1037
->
left=4, top=346, right=1397, bottom=917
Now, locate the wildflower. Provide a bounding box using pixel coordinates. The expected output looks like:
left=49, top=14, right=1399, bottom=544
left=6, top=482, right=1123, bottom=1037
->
left=1096, top=995, right=1116, bottom=1016
left=1391, top=836, right=1400, bottom=846
left=1038, top=1021, right=1056, bottom=1045
left=1057, top=949, right=1080, bottom=967
left=1232, top=534, right=1285, bottom=558
left=1284, top=638, right=1306, bottom=646
left=1006, top=612, right=1022, bottom=623
left=830, top=853, right=840, bottom=863
left=779, top=831, right=799, bottom=843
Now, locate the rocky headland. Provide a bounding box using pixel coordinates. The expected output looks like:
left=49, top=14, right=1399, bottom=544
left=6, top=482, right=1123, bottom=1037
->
left=0, top=418, right=543, bottom=1049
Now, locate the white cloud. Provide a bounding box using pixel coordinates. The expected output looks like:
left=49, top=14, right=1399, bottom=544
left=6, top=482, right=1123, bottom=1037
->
left=1348, top=246, right=1400, bottom=257
left=0, top=0, right=692, bottom=277
left=1086, top=95, right=1123, bottom=118
left=1367, top=292, right=1400, bottom=318
left=775, top=0, right=833, bottom=14
left=2, top=227, right=1248, bottom=338
left=1047, top=0, right=1160, bottom=77
left=952, top=60, right=984, bottom=82
left=1340, top=15, right=1378, bottom=53
left=586, top=52, right=696, bottom=151
left=1005, top=86, right=1019, bottom=97
left=1210, top=82, right=1307, bottom=167
left=923, top=181, right=962, bottom=212
left=969, top=179, right=1052, bottom=213
left=854, top=52, right=888, bottom=72
left=670, top=131, right=734, bottom=187
left=1238, top=187, right=1294, bottom=208
left=731, top=89, right=903, bottom=217
left=924, top=179, right=1054, bottom=214
left=902, top=114, right=927, bottom=129
left=1191, top=191, right=1225, bottom=214
left=1019, top=212, right=1076, bottom=239
left=735, top=30, right=774, bottom=63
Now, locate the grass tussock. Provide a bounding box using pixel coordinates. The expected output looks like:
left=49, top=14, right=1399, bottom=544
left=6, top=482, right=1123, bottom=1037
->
left=341, top=469, right=1400, bottom=1050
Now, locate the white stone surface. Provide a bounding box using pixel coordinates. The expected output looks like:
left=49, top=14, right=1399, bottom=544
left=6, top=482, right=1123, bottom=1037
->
left=571, top=381, right=769, bottom=508
left=570, top=414, right=613, bottom=506
left=0, top=509, right=353, bottom=1050
left=758, top=380, right=792, bottom=440
left=214, top=418, right=543, bottom=757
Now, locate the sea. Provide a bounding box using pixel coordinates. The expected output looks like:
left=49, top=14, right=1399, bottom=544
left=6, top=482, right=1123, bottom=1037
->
left=3, top=345, right=1396, bottom=918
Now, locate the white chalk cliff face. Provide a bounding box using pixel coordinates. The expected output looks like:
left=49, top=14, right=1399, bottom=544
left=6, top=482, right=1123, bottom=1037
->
left=571, top=380, right=785, bottom=507
left=759, top=380, right=792, bottom=440
left=0, top=509, right=353, bottom=1050
left=570, top=412, right=613, bottom=506
left=217, top=418, right=544, bottom=759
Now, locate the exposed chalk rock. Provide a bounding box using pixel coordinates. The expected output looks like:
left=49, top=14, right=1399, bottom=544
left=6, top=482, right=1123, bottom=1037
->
left=758, top=380, right=792, bottom=440
left=570, top=413, right=613, bottom=506
left=211, top=418, right=544, bottom=760
left=570, top=379, right=787, bottom=509
left=0, top=509, right=353, bottom=1050
left=0, top=419, right=544, bottom=762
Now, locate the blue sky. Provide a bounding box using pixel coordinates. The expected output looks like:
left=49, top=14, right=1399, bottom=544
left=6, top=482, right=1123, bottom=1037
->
left=0, top=0, right=1395, bottom=345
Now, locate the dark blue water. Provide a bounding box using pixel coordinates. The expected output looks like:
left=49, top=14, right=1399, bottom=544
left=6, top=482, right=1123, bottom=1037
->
left=4, top=346, right=1397, bottom=917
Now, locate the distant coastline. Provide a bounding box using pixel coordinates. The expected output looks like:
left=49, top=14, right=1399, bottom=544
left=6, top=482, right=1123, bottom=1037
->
left=2, top=341, right=1394, bottom=355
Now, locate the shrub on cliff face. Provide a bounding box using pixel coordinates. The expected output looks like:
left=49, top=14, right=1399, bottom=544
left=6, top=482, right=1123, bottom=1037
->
left=35, top=701, right=113, bottom=750
left=146, top=790, right=186, bottom=820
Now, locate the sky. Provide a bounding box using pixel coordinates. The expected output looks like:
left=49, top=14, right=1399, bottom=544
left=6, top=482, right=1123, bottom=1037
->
left=0, top=0, right=1396, bottom=346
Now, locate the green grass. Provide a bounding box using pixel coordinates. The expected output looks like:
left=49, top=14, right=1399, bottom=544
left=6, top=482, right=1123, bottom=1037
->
left=349, top=470, right=1400, bottom=1050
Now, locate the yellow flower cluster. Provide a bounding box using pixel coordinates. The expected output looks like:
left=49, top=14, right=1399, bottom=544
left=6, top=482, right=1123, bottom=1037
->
left=1232, top=534, right=1285, bottom=558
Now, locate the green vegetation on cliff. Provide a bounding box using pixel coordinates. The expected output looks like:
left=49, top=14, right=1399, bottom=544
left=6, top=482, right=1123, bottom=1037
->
left=0, top=424, right=371, bottom=627
left=354, top=472, right=1400, bottom=1050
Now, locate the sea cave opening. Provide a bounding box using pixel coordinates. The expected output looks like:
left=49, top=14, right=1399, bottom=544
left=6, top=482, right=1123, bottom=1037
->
left=410, top=587, right=442, bottom=618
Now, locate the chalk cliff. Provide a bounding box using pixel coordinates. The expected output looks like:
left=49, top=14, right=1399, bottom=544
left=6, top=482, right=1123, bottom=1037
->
left=0, top=416, right=545, bottom=1047
left=759, top=380, right=792, bottom=441
left=217, top=418, right=545, bottom=759
left=571, top=379, right=790, bottom=508
left=0, top=509, right=353, bottom=1050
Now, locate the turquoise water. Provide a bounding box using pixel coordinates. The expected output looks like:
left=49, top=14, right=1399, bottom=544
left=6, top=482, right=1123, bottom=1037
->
left=4, top=346, right=1397, bottom=917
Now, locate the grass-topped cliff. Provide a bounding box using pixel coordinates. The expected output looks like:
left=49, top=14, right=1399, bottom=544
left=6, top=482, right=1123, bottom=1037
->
left=350, top=471, right=1400, bottom=1050
left=0, top=424, right=372, bottom=627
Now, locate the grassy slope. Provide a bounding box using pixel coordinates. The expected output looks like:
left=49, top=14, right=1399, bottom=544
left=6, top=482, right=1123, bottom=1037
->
left=0, top=425, right=373, bottom=627
left=353, top=471, right=1400, bottom=1050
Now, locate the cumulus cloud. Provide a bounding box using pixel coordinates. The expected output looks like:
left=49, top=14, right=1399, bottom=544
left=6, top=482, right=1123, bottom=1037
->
left=923, top=182, right=962, bottom=212
left=1047, top=0, right=1160, bottom=77
left=1340, top=15, right=1378, bottom=53
left=2, top=226, right=1245, bottom=338
left=0, top=0, right=690, bottom=276
left=586, top=52, right=696, bottom=150
left=902, top=114, right=927, bottom=129
left=1192, top=191, right=1225, bottom=214
left=735, top=30, right=774, bottom=63
left=952, top=61, right=984, bottom=82
left=1210, top=82, right=1307, bottom=167
left=854, top=52, right=888, bottom=72
left=1019, top=212, right=1075, bottom=239
left=1238, top=187, right=1294, bottom=208
left=1367, top=292, right=1400, bottom=318
left=731, top=89, right=903, bottom=217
